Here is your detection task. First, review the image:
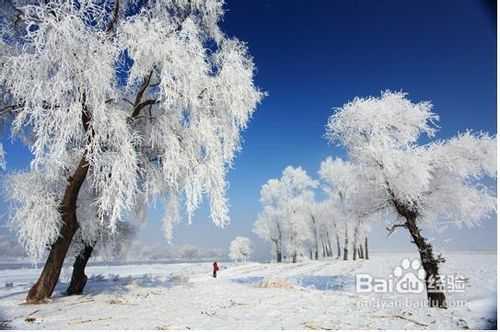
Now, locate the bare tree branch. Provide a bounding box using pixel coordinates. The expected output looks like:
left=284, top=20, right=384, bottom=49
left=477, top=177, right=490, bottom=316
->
left=386, top=223, right=408, bottom=237
left=105, top=0, right=120, bottom=33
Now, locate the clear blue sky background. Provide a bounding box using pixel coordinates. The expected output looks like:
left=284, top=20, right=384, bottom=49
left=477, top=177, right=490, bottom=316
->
left=0, top=0, right=497, bottom=260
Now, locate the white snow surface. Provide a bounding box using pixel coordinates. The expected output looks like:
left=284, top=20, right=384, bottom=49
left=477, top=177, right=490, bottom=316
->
left=0, top=252, right=496, bottom=329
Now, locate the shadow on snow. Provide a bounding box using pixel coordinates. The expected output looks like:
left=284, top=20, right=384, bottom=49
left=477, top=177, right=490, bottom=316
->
left=230, top=275, right=354, bottom=291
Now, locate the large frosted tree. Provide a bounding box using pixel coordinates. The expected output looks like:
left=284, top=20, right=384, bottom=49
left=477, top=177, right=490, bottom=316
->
left=1, top=0, right=262, bottom=303
left=326, top=91, right=496, bottom=308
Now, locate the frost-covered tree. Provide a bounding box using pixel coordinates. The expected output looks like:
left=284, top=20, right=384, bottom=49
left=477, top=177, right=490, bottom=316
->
left=326, top=91, right=496, bottom=308
left=176, top=244, right=199, bottom=260
left=228, top=236, right=252, bottom=263
left=319, top=157, right=375, bottom=261
left=1, top=0, right=262, bottom=303
left=255, top=166, right=318, bottom=263
left=254, top=206, right=285, bottom=262
left=310, top=199, right=341, bottom=260
left=4, top=169, right=137, bottom=294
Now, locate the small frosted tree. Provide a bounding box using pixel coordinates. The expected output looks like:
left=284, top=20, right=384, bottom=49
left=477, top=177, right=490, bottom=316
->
left=228, top=236, right=252, bottom=263
left=1, top=0, right=262, bottom=303
left=326, top=91, right=496, bottom=308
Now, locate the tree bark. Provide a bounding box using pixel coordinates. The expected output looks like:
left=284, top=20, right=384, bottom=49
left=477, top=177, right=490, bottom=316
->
left=358, top=245, right=364, bottom=259
left=394, top=201, right=447, bottom=309
left=26, top=111, right=91, bottom=304
left=26, top=154, right=90, bottom=303
left=66, top=243, right=94, bottom=295
left=364, top=237, right=369, bottom=260
left=406, top=215, right=447, bottom=308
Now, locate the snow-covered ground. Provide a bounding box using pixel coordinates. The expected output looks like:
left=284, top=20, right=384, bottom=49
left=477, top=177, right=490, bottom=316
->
left=0, top=252, right=496, bottom=329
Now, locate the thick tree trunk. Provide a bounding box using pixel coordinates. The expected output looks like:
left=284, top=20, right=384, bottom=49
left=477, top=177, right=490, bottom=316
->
left=336, top=232, right=341, bottom=259
left=66, top=243, right=94, bottom=295
left=405, top=215, right=447, bottom=308
left=393, top=200, right=447, bottom=309
left=26, top=111, right=91, bottom=304
left=364, top=237, right=369, bottom=260
left=26, top=155, right=89, bottom=303
left=343, top=226, right=348, bottom=261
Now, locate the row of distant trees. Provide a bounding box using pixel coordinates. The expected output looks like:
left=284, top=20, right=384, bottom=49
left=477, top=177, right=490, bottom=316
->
left=254, top=91, right=496, bottom=308
left=253, top=165, right=370, bottom=264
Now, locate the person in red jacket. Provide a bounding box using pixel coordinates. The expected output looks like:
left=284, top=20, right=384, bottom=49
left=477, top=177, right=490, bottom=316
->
left=213, top=261, right=219, bottom=278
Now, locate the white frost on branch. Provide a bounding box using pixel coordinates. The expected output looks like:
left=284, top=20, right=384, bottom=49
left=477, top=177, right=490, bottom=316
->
left=4, top=171, right=63, bottom=259
left=1, top=0, right=263, bottom=257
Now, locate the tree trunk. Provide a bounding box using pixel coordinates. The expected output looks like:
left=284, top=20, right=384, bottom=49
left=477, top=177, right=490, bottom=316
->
left=393, top=199, right=447, bottom=309
left=352, top=224, right=358, bottom=261
left=276, top=225, right=283, bottom=263
left=326, top=232, right=333, bottom=257
left=273, top=239, right=282, bottom=263
left=66, top=243, right=94, bottom=295
left=358, top=245, right=364, bottom=259
left=364, top=237, right=369, bottom=260
left=343, top=226, right=349, bottom=261
left=405, top=214, right=447, bottom=308
left=292, top=252, right=297, bottom=263
left=336, top=231, right=341, bottom=259
left=312, top=215, right=319, bottom=261
left=26, top=111, right=91, bottom=304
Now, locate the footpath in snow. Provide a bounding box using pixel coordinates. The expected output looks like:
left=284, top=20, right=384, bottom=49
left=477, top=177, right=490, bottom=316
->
left=0, top=252, right=496, bottom=329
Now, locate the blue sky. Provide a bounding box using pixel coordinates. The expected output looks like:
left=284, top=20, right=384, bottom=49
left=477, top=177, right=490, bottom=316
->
left=0, top=0, right=497, bottom=260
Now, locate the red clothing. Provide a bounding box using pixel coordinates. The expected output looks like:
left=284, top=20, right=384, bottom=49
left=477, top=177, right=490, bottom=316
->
left=213, top=262, right=219, bottom=272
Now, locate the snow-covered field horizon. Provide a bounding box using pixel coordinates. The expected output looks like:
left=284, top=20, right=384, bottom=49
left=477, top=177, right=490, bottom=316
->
left=0, top=252, right=496, bottom=330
